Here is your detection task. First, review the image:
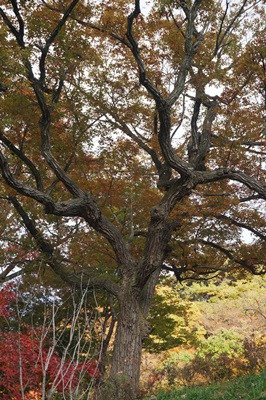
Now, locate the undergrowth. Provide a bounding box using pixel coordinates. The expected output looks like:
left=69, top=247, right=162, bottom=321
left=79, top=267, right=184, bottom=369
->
left=144, top=370, right=266, bottom=400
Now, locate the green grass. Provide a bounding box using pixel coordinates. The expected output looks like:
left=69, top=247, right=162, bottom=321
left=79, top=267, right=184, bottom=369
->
left=145, top=370, right=266, bottom=400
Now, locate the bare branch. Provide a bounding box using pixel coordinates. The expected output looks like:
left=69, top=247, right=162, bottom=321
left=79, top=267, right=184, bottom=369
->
left=215, top=0, right=248, bottom=56
left=0, top=5, right=24, bottom=48
left=9, top=196, right=120, bottom=296
left=125, top=0, right=163, bottom=103
left=33, top=84, right=85, bottom=198
left=201, top=239, right=265, bottom=275
left=39, top=0, right=80, bottom=85
left=0, top=151, right=55, bottom=208
left=214, top=0, right=229, bottom=56
left=171, top=93, right=186, bottom=140
left=0, top=128, right=44, bottom=191
left=74, top=18, right=131, bottom=48
left=10, top=0, right=24, bottom=37
left=166, top=0, right=203, bottom=106
left=105, top=113, right=164, bottom=177
left=45, top=151, right=76, bottom=195
left=216, top=214, right=266, bottom=241
left=194, top=169, right=266, bottom=200
left=0, top=261, right=25, bottom=283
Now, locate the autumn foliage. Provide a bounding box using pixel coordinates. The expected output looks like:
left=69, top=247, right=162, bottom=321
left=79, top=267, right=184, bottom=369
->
left=0, top=0, right=265, bottom=399
left=0, top=283, right=99, bottom=400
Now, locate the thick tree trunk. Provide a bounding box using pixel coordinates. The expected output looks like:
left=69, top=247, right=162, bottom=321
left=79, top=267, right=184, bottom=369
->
left=97, top=279, right=156, bottom=400
left=110, top=290, right=143, bottom=399
left=97, top=269, right=161, bottom=400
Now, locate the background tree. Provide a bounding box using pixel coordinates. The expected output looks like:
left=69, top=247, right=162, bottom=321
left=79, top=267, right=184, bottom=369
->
left=0, top=0, right=265, bottom=399
left=141, top=275, right=266, bottom=393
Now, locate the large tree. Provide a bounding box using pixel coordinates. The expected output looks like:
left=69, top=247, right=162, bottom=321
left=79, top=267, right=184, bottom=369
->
left=0, top=0, right=265, bottom=398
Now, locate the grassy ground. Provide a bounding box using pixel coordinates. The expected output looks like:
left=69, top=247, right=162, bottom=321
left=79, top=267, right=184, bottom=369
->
left=145, top=370, right=266, bottom=400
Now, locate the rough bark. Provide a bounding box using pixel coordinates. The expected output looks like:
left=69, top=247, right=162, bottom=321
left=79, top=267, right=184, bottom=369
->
left=106, top=290, right=143, bottom=400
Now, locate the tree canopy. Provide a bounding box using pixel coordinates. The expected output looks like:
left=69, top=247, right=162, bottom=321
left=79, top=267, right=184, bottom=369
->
left=0, top=0, right=265, bottom=398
